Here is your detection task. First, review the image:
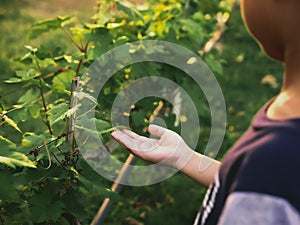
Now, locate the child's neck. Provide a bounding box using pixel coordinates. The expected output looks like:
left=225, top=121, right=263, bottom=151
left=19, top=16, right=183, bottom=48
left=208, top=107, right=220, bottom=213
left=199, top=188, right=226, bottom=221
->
left=267, top=49, right=300, bottom=120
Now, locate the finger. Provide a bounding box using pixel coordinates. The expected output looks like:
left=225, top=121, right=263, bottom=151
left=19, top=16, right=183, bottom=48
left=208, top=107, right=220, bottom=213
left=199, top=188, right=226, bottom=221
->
left=111, top=130, right=121, bottom=141
left=121, top=129, right=149, bottom=142
left=111, top=130, right=141, bottom=151
left=111, top=131, right=131, bottom=152
left=148, top=124, right=168, bottom=137
left=112, top=130, right=132, bottom=143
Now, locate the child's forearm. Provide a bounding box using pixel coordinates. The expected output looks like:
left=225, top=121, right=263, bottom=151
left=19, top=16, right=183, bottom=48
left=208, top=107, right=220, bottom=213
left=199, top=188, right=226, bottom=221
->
left=180, top=151, right=221, bottom=188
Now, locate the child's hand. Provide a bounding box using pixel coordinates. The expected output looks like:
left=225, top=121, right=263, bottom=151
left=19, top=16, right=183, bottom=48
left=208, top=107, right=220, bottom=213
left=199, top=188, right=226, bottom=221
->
left=111, top=124, right=194, bottom=169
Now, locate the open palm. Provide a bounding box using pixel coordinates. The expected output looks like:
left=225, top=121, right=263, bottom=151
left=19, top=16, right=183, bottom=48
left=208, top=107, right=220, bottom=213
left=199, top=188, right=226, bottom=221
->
left=111, top=124, right=192, bottom=168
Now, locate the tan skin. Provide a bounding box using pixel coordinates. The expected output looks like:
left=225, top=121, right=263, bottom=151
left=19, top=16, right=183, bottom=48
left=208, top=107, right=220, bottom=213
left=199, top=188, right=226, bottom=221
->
left=112, top=0, right=300, bottom=188
left=241, top=0, right=300, bottom=120
left=112, top=125, right=220, bottom=188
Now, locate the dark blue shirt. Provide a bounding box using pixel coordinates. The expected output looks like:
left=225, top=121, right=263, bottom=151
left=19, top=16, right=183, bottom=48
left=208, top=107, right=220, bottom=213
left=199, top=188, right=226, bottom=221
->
left=195, top=100, right=300, bottom=225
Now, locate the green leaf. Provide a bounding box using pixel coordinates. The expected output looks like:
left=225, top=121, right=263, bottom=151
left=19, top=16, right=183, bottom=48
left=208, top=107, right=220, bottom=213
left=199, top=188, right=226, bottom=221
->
left=114, top=36, right=129, bottom=46
left=0, top=173, right=20, bottom=201
left=48, top=103, right=79, bottom=126
left=99, top=126, right=129, bottom=134
left=5, top=69, right=39, bottom=83
left=116, top=0, right=143, bottom=20
left=74, top=91, right=98, bottom=104
left=52, top=70, right=76, bottom=94
left=48, top=103, right=69, bottom=126
left=29, top=192, right=65, bottom=222
left=0, top=152, right=36, bottom=168
left=21, top=133, right=48, bottom=147
left=29, top=15, right=73, bottom=39
left=16, top=69, right=39, bottom=79
left=107, top=20, right=126, bottom=29
left=0, top=135, right=16, bottom=149
left=3, top=115, right=22, bottom=133
left=4, top=77, right=23, bottom=83
left=18, top=88, right=40, bottom=105
left=25, top=45, right=38, bottom=53
left=70, top=26, right=90, bottom=42
left=76, top=122, right=128, bottom=136
left=84, top=23, right=104, bottom=29
left=28, top=104, right=41, bottom=118
left=205, top=55, right=223, bottom=75
left=93, top=118, right=111, bottom=131
left=48, top=201, right=65, bottom=220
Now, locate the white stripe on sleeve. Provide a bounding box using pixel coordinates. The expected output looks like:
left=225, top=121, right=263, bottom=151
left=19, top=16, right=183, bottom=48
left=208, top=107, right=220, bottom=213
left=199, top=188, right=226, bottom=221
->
left=218, top=192, right=300, bottom=225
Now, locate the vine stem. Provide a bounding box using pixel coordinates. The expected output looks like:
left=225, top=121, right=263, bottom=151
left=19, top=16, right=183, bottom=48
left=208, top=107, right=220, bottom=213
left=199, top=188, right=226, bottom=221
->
left=33, top=55, right=53, bottom=135
left=75, top=59, right=83, bottom=75
left=61, top=26, right=85, bottom=52
left=39, top=77, right=53, bottom=135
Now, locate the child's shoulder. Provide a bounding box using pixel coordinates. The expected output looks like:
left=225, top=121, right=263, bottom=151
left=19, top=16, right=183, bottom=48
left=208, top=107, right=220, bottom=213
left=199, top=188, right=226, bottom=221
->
left=222, top=100, right=300, bottom=185
left=224, top=124, right=300, bottom=211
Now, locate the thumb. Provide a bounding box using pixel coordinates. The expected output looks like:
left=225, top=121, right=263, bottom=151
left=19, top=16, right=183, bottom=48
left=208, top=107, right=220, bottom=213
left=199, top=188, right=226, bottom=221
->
left=148, top=124, right=168, bottom=137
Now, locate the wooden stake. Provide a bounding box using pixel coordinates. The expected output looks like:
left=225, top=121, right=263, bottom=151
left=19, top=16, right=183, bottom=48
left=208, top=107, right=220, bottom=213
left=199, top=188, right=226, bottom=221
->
left=67, top=77, right=80, bottom=145
left=90, top=154, right=137, bottom=225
